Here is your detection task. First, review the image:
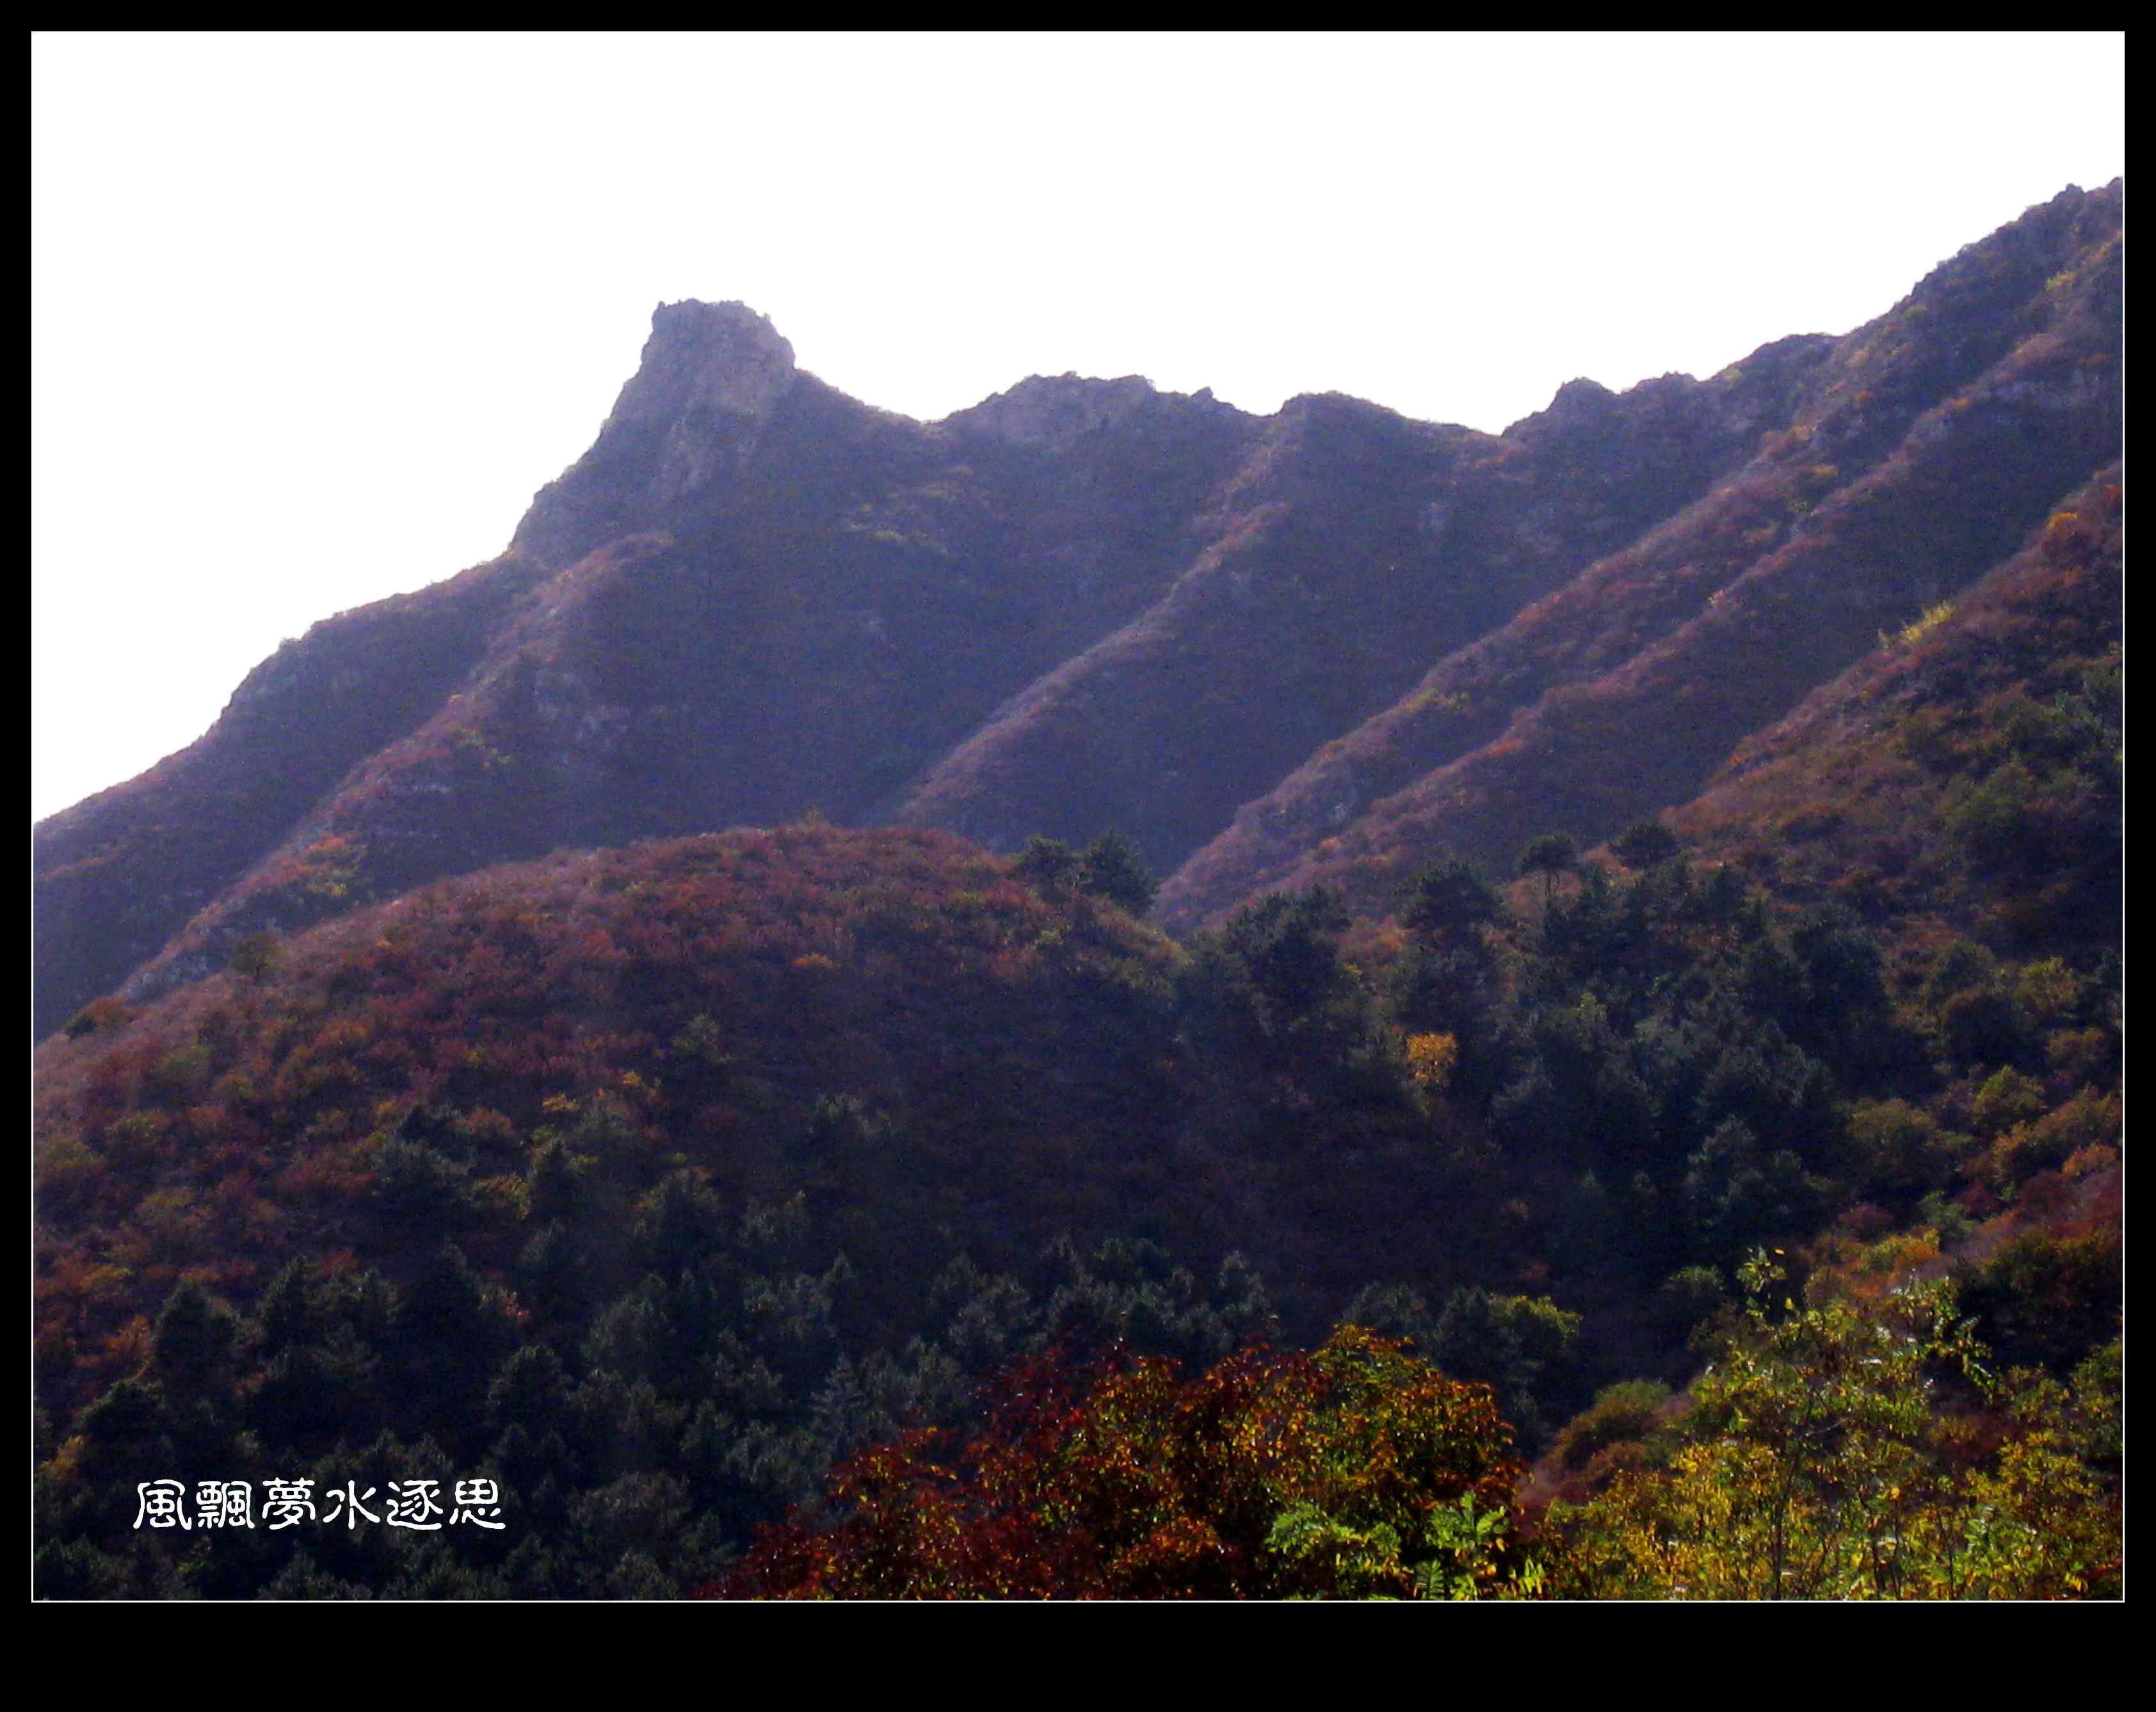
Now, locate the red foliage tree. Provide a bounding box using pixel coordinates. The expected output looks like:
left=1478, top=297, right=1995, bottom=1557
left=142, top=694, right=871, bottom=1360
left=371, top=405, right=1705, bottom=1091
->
left=712, top=1326, right=1538, bottom=1600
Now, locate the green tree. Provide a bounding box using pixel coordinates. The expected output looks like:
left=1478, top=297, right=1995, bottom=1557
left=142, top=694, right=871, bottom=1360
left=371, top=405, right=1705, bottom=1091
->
left=1550, top=1252, right=2121, bottom=1599
left=227, top=930, right=286, bottom=987
left=1077, top=830, right=1158, bottom=915
left=1400, top=857, right=1503, bottom=945
left=1011, top=835, right=1079, bottom=892
left=1518, top=832, right=1578, bottom=910
left=1609, top=819, right=1682, bottom=871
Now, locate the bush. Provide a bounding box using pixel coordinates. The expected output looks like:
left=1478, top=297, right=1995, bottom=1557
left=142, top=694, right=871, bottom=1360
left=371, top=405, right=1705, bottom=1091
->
left=1552, top=1380, right=1673, bottom=1471
left=1937, top=985, right=2025, bottom=1067
left=1844, top=1099, right=1962, bottom=1200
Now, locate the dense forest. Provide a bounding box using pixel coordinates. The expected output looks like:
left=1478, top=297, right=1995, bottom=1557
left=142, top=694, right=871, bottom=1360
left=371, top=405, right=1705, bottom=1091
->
left=33, top=187, right=2120, bottom=1599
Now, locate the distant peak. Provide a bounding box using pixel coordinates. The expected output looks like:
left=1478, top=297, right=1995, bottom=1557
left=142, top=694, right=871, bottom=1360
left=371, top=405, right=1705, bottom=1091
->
left=1011, top=371, right=1153, bottom=394
left=1549, top=376, right=1618, bottom=411
left=604, top=298, right=798, bottom=435
left=1277, top=390, right=1404, bottom=424
left=1499, top=375, right=1621, bottom=440
left=649, top=297, right=791, bottom=348
left=947, top=371, right=1159, bottom=450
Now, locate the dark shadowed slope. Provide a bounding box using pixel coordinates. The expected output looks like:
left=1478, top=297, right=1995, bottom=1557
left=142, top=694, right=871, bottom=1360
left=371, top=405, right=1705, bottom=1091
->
left=896, top=346, right=1830, bottom=876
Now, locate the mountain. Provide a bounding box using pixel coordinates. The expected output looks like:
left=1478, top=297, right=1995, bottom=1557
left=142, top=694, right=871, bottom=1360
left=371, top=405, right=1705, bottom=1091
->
left=33, top=185, right=2121, bottom=1596
left=35, top=183, right=2119, bottom=1038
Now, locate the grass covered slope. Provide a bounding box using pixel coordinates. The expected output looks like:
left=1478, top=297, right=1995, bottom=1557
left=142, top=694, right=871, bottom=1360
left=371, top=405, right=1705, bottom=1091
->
left=1668, top=469, right=2121, bottom=965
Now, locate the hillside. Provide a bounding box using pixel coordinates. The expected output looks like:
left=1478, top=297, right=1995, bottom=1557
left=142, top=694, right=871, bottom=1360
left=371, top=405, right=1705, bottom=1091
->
left=36, top=800, right=2121, bottom=1593
left=36, top=823, right=1581, bottom=1594
left=1155, top=181, right=2121, bottom=926
left=1668, top=469, right=2121, bottom=967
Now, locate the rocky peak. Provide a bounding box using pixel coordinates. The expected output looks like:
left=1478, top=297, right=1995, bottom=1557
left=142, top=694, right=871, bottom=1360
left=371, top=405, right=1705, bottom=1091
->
left=1542, top=375, right=1620, bottom=422
left=949, top=372, right=1158, bottom=451
left=1499, top=375, right=1635, bottom=446
left=506, top=302, right=807, bottom=562
left=602, top=299, right=799, bottom=437
left=575, top=300, right=801, bottom=504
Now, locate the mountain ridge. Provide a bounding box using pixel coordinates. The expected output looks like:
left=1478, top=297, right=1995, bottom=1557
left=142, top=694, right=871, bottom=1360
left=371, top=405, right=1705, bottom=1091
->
left=33, top=182, right=2121, bottom=1038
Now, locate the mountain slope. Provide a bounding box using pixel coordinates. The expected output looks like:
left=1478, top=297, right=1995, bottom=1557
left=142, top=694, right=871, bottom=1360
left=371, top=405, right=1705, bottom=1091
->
left=34, top=554, right=547, bottom=1033
left=33, top=825, right=1512, bottom=1426
left=894, top=349, right=1832, bottom=870
left=35, top=311, right=1268, bottom=1030
left=1155, top=181, right=2121, bottom=926
left=1666, top=466, right=2121, bottom=963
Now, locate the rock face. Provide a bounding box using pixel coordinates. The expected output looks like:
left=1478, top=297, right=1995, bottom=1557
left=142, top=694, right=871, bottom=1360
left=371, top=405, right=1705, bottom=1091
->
left=606, top=300, right=800, bottom=497
left=619, top=300, right=798, bottom=425
left=947, top=373, right=1162, bottom=450
left=32, top=182, right=2123, bottom=1035
left=510, top=300, right=805, bottom=570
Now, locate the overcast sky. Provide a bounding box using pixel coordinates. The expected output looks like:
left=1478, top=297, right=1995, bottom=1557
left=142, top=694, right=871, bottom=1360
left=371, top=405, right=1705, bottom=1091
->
left=31, top=31, right=2125, bottom=823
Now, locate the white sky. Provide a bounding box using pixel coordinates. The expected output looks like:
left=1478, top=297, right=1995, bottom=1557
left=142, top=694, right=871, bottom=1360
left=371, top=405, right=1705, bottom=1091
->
left=31, top=31, right=2125, bottom=823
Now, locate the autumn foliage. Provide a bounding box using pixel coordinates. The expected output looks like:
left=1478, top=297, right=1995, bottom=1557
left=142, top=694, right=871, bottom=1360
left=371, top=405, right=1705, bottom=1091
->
left=715, top=1327, right=1536, bottom=1599
left=1547, top=1255, right=2121, bottom=1599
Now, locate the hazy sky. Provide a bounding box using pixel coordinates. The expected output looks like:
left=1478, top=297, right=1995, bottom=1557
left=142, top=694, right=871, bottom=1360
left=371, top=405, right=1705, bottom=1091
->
left=31, top=31, right=2125, bottom=822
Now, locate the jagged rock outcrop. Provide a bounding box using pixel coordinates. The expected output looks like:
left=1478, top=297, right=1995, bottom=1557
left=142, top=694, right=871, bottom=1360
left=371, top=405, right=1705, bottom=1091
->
left=948, top=372, right=1166, bottom=450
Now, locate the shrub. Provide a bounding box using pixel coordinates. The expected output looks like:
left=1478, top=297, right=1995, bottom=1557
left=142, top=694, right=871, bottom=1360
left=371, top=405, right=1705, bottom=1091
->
left=1552, top=1380, right=1673, bottom=1471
